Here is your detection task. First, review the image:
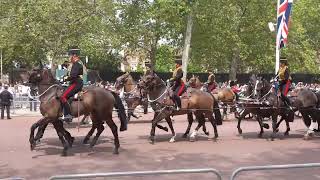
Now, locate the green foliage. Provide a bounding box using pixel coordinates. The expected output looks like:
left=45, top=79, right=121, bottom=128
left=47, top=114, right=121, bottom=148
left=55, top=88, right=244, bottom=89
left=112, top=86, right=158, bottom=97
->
left=0, top=0, right=319, bottom=74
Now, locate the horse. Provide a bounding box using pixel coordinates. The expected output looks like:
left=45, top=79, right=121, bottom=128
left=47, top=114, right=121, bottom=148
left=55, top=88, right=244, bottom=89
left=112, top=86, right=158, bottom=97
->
left=22, top=68, right=128, bottom=155
left=292, top=88, right=320, bottom=139
left=236, top=78, right=294, bottom=139
left=137, top=73, right=222, bottom=144
left=188, top=75, right=236, bottom=119
left=114, top=72, right=148, bottom=121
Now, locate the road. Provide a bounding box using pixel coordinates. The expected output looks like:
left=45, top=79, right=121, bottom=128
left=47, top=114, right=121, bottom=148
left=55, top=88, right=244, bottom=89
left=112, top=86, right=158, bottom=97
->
left=0, top=114, right=320, bottom=180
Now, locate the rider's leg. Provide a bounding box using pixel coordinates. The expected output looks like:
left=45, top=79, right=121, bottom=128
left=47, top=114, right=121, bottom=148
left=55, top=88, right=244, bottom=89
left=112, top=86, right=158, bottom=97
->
left=60, top=81, right=83, bottom=121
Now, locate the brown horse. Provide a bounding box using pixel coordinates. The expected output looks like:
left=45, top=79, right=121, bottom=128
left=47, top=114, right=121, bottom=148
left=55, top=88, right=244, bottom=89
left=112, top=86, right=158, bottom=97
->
left=114, top=72, right=148, bottom=121
left=188, top=75, right=236, bottom=119
left=23, top=68, right=128, bottom=155
left=138, top=73, right=222, bottom=144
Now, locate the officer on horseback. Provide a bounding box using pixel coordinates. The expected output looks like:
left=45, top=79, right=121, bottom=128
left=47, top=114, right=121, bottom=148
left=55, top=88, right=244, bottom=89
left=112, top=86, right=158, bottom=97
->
left=206, top=71, right=217, bottom=92
left=60, top=47, right=84, bottom=122
left=276, top=57, right=292, bottom=109
left=168, top=55, right=186, bottom=110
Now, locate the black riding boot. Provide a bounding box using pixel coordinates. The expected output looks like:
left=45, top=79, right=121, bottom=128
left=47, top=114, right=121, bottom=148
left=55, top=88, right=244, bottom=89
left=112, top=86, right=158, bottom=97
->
left=281, top=94, right=292, bottom=110
left=173, top=95, right=181, bottom=110
left=61, top=102, right=73, bottom=122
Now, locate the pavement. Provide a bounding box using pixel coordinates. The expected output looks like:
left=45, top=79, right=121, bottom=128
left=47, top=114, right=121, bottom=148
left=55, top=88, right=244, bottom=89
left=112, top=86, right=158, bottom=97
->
left=1, top=113, right=320, bottom=180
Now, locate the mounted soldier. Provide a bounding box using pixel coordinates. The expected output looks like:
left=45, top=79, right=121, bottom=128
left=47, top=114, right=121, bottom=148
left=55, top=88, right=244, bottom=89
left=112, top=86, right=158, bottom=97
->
left=60, top=47, right=84, bottom=122
left=206, top=70, right=218, bottom=92
left=276, top=57, right=292, bottom=108
left=168, top=55, right=186, bottom=110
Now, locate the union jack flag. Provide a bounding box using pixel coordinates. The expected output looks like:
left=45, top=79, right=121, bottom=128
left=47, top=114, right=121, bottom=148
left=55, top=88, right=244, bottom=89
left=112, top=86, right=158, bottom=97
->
left=276, top=0, right=293, bottom=48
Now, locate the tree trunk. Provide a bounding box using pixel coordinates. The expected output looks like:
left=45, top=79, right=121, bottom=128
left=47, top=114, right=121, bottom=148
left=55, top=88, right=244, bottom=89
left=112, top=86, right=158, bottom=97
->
left=317, top=49, right=320, bottom=64
left=149, top=35, right=160, bottom=72
left=229, top=47, right=240, bottom=81
left=182, top=12, right=193, bottom=82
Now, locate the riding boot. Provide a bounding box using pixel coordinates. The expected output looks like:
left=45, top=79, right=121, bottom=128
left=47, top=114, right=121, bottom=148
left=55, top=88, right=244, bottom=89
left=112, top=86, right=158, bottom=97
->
left=61, top=102, right=73, bottom=122
left=281, top=94, right=292, bottom=111
left=173, top=95, right=181, bottom=110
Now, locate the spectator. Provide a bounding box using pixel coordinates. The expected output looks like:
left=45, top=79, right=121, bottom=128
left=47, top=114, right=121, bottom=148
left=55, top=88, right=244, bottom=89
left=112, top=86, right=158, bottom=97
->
left=28, top=86, right=37, bottom=111
left=0, top=85, right=13, bottom=119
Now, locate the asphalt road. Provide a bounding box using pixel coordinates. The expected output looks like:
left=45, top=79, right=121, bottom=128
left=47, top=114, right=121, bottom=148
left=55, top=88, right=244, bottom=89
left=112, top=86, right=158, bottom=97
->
left=1, top=114, right=320, bottom=180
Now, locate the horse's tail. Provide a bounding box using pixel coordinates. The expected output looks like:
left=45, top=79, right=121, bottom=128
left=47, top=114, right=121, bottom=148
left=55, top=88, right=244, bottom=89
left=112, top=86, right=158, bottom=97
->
left=111, top=91, right=128, bottom=131
left=213, top=96, right=222, bottom=125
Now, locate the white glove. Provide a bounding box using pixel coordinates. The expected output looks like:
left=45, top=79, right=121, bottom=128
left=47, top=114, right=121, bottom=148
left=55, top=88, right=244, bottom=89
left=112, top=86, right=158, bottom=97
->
left=166, top=79, right=170, bottom=83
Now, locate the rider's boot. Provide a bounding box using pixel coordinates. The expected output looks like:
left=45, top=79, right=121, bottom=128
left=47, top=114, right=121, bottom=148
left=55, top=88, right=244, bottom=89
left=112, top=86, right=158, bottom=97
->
left=281, top=94, right=293, bottom=111
left=61, top=102, right=73, bottom=122
left=173, top=95, right=181, bottom=111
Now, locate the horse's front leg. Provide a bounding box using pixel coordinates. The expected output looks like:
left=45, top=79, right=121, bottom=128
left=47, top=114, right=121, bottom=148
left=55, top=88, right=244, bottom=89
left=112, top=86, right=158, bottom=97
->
left=270, top=114, right=278, bottom=141
left=150, top=108, right=171, bottom=144
left=304, top=108, right=318, bottom=140
left=183, top=112, right=194, bottom=138
left=30, top=117, right=48, bottom=150
left=165, top=117, right=176, bottom=143
left=34, top=120, right=49, bottom=143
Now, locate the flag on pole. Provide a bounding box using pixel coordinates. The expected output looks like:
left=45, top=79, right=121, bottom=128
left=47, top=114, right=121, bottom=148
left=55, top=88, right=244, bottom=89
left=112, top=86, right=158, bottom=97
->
left=276, top=0, right=293, bottom=49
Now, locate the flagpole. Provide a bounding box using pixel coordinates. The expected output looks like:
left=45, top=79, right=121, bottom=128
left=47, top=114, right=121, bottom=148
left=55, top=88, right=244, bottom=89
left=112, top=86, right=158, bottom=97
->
left=275, top=0, right=281, bottom=75
left=275, top=45, right=280, bottom=74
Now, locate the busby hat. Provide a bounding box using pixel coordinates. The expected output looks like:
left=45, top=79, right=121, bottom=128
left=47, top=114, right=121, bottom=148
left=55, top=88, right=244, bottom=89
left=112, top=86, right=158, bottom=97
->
left=68, top=46, right=80, bottom=56
left=145, top=61, right=152, bottom=68
left=280, top=57, right=288, bottom=64
left=174, top=55, right=182, bottom=65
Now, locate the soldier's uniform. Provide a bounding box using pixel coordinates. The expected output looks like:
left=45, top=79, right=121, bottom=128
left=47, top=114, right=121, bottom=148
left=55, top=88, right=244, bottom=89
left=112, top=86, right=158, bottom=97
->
left=169, top=57, right=186, bottom=109
left=277, top=57, right=292, bottom=107
left=207, top=72, right=217, bottom=92
left=60, top=47, right=84, bottom=122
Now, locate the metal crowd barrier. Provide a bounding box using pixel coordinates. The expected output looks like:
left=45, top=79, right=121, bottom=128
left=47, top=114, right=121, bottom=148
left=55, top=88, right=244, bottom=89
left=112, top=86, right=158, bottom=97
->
left=230, top=163, right=320, bottom=180
left=49, top=168, right=222, bottom=180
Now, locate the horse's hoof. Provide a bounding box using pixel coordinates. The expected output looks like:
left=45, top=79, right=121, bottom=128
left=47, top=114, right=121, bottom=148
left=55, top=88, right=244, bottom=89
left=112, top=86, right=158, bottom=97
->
left=303, top=134, right=313, bottom=140
left=149, top=137, right=155, bottom=144
left=258, top=133, right=263, bottom=138
left=113, top=149, right=119, bottom=155
left=30, top=142, right=36, bottom=151
left=238, top=129, right=243, bottom=134
left=169, top=138, right=175, bottom=143
left=189, top=137, right=195, bottom=142
left=36, top=140, right=41, bottom=144
left=69, top=137, right=75, bottom=147
left=61, top=149, right=67, bottom=156
left=205, top=131, right=210, bottom=136
left=263, top=123, right=270, bottom=129
left=182, top=134, right=188, bottom=138
left=212, top=138, right=218, bottom=142
left=83, top=138, right=90, bottom=144
left=284, top=132, right=289, bottom=136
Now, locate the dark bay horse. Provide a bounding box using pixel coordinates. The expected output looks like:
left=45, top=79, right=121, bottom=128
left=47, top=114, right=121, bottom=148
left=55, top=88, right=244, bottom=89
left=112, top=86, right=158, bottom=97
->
left=114, top=72, right=148, bottom=121
left=138, top=74, right=222, bottom=144
left=292, top=88, right=320, bottom=139
left=236, top=78, right=294, bottom=139
left=24, top=68, right=128, bottom=155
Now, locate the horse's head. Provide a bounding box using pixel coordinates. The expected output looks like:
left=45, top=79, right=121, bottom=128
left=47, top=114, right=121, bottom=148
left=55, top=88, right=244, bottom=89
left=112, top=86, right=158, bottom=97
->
left=28, top=68, right=56, bottom=86
left=188, top=75, right=201, bottom=88
left=138, top=73, right=163, bottom=94
left=115, top=72, right=131, bottom=90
